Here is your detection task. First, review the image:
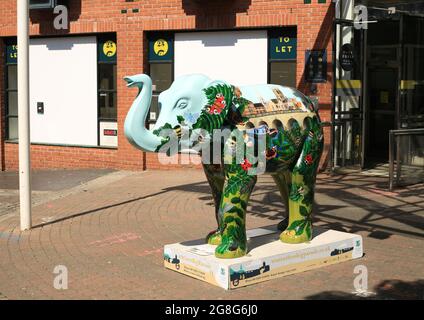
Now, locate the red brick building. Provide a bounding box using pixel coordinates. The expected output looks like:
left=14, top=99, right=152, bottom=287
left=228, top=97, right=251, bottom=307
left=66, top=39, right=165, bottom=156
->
left=0, top=0, right=334, bottom=171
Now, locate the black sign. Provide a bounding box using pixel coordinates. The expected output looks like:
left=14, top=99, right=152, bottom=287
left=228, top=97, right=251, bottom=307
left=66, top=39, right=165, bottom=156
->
left=98, top=36, right=117, bottom=63
left=305, top=50, right=327, bottom=83
left=339, top=43, right=355, bottom=72
left=6, top=42, right=17, bottom=64
left=268, top=28, right=297, bottom=61
left=148, top=33, right=174, bottom=62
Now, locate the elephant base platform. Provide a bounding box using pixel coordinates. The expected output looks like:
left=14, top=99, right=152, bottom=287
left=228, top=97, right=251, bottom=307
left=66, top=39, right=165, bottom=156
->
left=163, top=225, right=364, bottom=290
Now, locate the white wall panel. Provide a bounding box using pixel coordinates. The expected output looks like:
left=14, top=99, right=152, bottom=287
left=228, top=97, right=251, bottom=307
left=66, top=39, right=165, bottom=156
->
left=174, top=31, right=267, bottom=86
left=29, top=36, right=98, bottom=146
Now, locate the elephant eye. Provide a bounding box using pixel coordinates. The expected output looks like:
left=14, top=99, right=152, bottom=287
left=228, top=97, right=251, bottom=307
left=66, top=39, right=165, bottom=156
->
left=176, top=99, right=188, bottom=110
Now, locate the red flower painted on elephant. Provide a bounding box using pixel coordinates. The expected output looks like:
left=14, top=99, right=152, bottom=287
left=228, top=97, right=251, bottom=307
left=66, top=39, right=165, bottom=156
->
left=241, top=158, right=252, bottom=171
left=207, top=93, right=226, bottom=115
left=305, top=154, right=313, bottom=165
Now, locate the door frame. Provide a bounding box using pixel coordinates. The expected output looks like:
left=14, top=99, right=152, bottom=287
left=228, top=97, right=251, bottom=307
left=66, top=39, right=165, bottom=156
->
left=331, top=18, right=366, bottom=171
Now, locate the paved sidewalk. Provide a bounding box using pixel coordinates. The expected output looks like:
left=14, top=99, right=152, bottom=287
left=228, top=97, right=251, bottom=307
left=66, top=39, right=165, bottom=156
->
left=0, top=169, right=123, bottom=218
left=0, top=169, right=423, bottom=299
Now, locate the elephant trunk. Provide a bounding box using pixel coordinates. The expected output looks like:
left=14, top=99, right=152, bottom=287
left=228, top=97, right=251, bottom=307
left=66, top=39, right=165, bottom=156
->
left=124, top=74, right=164, bottom=152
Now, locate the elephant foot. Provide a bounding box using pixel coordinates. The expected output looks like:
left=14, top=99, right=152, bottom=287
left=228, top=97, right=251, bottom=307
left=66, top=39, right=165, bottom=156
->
left=206, top=230, right=222, bottom=245
left=215, top=237, right=247, bottom=259
left=280, top=220, right=312, bottom=244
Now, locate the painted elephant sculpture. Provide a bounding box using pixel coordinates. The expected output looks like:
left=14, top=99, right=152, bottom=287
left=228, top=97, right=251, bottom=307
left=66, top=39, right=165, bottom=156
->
left=124, top=74, right=324, bottom=259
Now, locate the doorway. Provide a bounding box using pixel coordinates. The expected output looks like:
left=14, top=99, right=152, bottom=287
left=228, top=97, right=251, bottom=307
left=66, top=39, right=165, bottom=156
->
left=363, top=19, right=401, bottom=166
left=364, top=15, right=424, bottom=167
left=332, top=11, right=424, bottom=171
left=366, top=67, right=397, bottom=162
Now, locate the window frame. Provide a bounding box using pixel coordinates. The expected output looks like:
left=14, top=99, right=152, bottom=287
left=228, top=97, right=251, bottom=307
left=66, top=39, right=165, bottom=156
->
left=268, top=60, right=298, bottom=88
left=148, top=61, right=174, bottom=129
left=5, top=42, right=18, bottom=141
left=97, top=63, right=117, bottom=121
left=147, top=32, right=175, bottom=127
left=97, top=34, right=118, bottom=147
left=267, top=27, right=298, bottom=88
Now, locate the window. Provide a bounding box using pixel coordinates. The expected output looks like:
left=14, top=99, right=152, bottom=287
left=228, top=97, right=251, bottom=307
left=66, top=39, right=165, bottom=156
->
left=97, top=34, right=118, bottom=147
left=29, top=0, right=56, bottom=9
left=98, top=63, right=117, bottom=120
left=268, top=28, right=297, bottom=88
left=98, top=35, right=117, bottom=122
left=150, top=63, right=173, bottom=92
left=150, top=62, right=172, bottom=127
left=5, top=40, right=18, bottom=140
left=5, top=36, right=107, bottom=146
left=148, top=33, right=174, bottom=128
left=270, top=61, right=297, bottom=88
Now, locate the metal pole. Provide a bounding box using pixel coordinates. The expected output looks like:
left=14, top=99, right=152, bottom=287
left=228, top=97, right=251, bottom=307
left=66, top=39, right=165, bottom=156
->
left=389, top=131, right=394, bottom=191
left=330, top=18, right=337, bottom=173
left=17, top=0, right=32, bottom=231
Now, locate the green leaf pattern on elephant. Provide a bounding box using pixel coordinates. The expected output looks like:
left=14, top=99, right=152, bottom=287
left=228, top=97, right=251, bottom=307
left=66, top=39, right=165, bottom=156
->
left=220, top=225, right=247, bottom=251
left=227, top=206, right=244, bottom=218
left=289, top=182, right=304, bottom=202
left=192, top=84, right=236, bottom=134
left=287, top=218, right=311, bottom=236
left=176, top=115, right=185, bottom=124
left=223, top=171, right=253, bottom=198
left=230, top=197, right=240, bottom=204
left=272, top=130, right=297, bottom=160
left=302, top=189, right=314, bottom=207
left=299, top=205, right=310, bottom=217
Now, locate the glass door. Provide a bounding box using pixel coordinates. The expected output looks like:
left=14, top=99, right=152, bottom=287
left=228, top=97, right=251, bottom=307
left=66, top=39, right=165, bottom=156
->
left=366, top=46, right=399, bottom=162
left=395, top=15, right=424, bottom=185
left=400, top=15, right=424, bottom=129
left=332, top=20, right=365, bottom=170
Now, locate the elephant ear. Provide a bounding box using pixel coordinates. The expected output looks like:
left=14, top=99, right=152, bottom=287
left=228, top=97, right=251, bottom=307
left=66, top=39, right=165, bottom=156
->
left=192, top=80, right=252, bottom=133
left=202, top=79, right=233, bottom=116
left=192, top=80, right=233, bottom=133
left=194, top=80, right=250, bottom=130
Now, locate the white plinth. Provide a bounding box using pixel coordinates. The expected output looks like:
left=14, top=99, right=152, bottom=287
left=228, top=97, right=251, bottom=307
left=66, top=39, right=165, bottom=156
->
left=164, top=225, right=363, bottom=290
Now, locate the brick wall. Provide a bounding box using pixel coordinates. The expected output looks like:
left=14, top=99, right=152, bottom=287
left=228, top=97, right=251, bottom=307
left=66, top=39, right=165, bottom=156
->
left=0, top=0, right=334, bottom=171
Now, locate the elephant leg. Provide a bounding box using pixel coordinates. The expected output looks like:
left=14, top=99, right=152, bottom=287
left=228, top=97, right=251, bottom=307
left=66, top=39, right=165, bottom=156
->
left=272, top=171, right=291, bottom=231
left=202, top=163, right=225, bottom=245
left=215, top=166, right=257, bottom=259
left=280, top=120, right=323, bottom=244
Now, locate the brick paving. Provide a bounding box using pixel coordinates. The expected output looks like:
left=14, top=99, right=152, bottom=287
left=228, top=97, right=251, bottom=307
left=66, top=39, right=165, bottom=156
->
left=0, top=169, right=423, bottom=300
left=0, top=169, right=118, bottom=217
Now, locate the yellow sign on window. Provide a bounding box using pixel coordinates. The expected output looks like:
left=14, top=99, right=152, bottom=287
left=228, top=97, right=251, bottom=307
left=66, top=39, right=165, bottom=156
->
left=153, top=39, right=169, bottom=57
left=103, top=40, right=117, bottom=58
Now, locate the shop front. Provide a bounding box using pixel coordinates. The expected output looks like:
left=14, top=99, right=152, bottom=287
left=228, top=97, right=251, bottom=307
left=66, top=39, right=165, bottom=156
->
left=332, top=0, right=424, bottom=186
left=0, top=0, right=334, bottom=171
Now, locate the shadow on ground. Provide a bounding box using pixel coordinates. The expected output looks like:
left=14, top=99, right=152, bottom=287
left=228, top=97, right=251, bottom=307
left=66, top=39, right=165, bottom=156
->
left=164, top=173, right=424, bottom=239
left=31, top=171, right=424, bottom=240
left=306, top=279, right=424, bottom=300
left=0, top=169, right=115, bottom=191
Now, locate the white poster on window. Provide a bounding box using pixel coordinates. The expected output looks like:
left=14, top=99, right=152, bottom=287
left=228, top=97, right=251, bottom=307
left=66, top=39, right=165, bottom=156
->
left=174, top=31, right=268, bottom=86
left=29, top=36, right=98, bottom=146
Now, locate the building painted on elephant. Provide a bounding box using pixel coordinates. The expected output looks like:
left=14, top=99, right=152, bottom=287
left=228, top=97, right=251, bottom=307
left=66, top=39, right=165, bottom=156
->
left=0, top=0, right=338, bottom=171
